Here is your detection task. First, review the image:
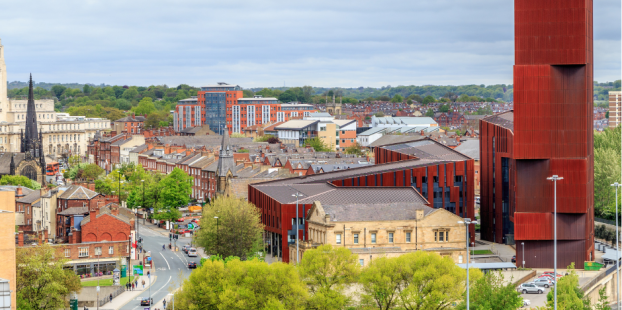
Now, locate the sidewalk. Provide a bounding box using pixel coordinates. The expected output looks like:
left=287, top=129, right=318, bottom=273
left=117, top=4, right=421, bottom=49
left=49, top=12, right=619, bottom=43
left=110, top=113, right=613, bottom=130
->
left=99, top=275, right=157, bottom=310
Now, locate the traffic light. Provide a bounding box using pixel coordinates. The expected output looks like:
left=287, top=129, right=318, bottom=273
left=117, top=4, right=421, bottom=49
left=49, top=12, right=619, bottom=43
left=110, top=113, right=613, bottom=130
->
left=169, top=233, right=172, bottom=240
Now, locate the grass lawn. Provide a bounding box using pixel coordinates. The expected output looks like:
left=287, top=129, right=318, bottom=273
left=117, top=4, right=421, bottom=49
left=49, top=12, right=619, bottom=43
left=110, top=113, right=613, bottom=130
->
left=82, top=276, right=137, bottom=287
left=471, top=250, right=494, bottom=255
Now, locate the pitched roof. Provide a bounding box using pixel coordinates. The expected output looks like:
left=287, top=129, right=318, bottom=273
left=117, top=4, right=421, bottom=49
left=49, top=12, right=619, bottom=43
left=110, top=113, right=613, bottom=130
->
left=0, top=153, right=25, bottom=174
left=58, top=206, right=89, bottom=216
left=81, top=203, right=134, bottom=226
left=454, top=139, right=480, bottom=160
left=16, top=190, right=41, bottom=204
left=381, top=139, right=470, bottom=161
left=58, top=185, right=100, bottom=200
left=323, top=201, right=434, bottom=222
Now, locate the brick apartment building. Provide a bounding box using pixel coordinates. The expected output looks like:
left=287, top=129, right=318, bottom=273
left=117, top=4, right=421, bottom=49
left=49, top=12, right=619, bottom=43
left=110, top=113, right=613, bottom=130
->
left=113, top=114, right=146, bottom=135
left=434, top=112, right=466, bottom=128
left=174, top=83, right=317, bottom=135
left=609, top=91, right=621, bottom=128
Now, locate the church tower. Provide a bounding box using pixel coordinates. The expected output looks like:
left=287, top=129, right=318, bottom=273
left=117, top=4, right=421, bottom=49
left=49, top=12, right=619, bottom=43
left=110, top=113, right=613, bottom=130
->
left=326, top=93, right=342, bottom=115
left=216, top=132, right=237, bottom=196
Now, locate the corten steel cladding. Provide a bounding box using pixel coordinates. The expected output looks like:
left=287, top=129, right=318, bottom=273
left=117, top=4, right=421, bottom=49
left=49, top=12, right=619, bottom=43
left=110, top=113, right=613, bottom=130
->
left=513, top=0, right=594, bottom=267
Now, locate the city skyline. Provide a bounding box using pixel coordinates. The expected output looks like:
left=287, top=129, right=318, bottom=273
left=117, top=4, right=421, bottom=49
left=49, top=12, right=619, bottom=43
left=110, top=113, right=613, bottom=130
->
left=0, top=0, right=620, bottom=88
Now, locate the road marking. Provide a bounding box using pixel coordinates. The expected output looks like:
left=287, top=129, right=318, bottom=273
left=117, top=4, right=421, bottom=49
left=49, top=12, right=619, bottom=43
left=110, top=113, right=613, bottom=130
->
left=153, top=276, right=172, bottom=294
left=159, top=252, right=171, bottom=269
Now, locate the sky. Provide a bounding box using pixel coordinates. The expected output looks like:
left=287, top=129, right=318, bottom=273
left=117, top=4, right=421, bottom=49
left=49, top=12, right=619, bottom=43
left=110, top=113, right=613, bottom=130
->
left=0, top=0, right=620, bottom=88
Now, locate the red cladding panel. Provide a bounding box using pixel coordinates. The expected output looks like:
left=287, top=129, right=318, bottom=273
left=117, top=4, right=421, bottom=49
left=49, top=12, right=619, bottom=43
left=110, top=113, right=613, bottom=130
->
left=514, top=213, right=553, bottom=240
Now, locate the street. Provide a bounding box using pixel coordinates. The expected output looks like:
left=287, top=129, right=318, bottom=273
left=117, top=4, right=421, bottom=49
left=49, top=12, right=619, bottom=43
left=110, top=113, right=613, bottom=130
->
left=118, top=224, right=197, bottom=310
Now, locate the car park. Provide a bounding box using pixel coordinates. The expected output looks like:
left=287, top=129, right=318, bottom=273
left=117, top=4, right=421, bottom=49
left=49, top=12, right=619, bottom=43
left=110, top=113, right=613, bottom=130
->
left=532, top=278, right=553, bottom=288
left=188, top=248, right=197, bottom=257
left=188, top=261, right=197, bottom=269
left=518, top=283, right=543, bottom=294
left=140, top=298, right=153, bottom=306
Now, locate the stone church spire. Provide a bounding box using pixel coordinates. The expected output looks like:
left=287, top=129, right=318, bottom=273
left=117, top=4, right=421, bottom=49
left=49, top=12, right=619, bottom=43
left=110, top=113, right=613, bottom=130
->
left=24, top=74, right=39, bottom=144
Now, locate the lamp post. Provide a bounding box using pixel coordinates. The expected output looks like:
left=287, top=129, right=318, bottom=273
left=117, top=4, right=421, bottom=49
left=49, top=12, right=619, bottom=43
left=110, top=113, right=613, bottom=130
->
left=458, top=218, right=478, bottom=310
left=140, top=180, right=144, bottom=238
left=167, top=293, right=175, bottom=310
left=214, top=216, right=219, bottom=253
left=547, top=175, right=563, bottom=310
left=612, top=182, right=621, bottom=310
left=521, top=242, right=525, bottom=268
left=292, top=192, right=304, bottom=264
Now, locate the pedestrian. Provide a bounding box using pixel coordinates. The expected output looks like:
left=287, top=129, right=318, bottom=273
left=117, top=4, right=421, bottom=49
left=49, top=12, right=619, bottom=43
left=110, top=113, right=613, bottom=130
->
left=142, top=279, right=145, bottom=289
left=163, top=299, right=166, bottom=309
left=109, top=294, right=112, bottom=302
left=135, top=279, right=138, bottom=288
left=131, top=283, right=134, bottom=290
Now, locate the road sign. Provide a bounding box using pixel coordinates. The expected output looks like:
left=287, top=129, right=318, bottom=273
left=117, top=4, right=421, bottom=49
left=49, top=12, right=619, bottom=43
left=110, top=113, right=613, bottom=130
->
left=70, top=299, right=78, bottom=310
left=96, top=286, right=100, bottom=292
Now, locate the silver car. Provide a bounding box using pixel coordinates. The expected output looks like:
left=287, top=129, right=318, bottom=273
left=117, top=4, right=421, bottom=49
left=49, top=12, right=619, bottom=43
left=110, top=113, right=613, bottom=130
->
left=518, top=283, right=544, bottom=294
left=533, top=278, right=553, bottom=288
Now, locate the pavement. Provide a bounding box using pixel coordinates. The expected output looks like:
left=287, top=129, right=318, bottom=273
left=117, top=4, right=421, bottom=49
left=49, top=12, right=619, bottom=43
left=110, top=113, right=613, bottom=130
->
left=98, top=221, right=199, bottom=310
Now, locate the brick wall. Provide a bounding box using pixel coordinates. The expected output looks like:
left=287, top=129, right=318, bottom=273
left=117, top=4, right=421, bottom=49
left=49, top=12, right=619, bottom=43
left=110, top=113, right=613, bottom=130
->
left=231, top=178, right=278, bottom=200
left=81, top=204, right=133, bottom=243
left=22, top=240, right=131, bottom=260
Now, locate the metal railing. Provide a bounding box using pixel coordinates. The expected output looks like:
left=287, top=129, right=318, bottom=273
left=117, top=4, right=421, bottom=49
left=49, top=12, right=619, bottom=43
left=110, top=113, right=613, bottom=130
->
left=97, top=286, right=126, bottom=307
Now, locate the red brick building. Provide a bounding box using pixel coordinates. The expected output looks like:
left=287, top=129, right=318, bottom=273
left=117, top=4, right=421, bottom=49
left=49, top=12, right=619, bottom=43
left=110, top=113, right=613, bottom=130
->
left=114, top=114, right=146, bottom=135
left=434, top=112, right=466, bottom=128
left=56, top=185, right=103, bottom=242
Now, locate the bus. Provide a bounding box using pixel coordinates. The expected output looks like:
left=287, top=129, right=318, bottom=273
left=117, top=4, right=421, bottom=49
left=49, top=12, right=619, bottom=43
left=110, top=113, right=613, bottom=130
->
left=46, top=162, right=60, bottom=176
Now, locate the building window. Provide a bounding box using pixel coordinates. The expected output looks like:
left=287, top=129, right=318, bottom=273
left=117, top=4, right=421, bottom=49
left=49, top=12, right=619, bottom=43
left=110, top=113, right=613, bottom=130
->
left=336, top=234, right=341, bottom=244
left=95, top=247, right=102, bottom=256
left=109, top=246, right=114, bottom=254
left=458, top=255, right=463, bottom=264
left=388, top=232, right=394, bottom=243
left=353, top=234, right=359, bottom=244
left=454, top=175, right=463, bottom=182
left=439, top=231, right=444, bottom=242
left=406, top=232, right=411, bottom=243
left=64, top=249, right=70, bottom=257
left=79, top=247, right=89, bottom=257
left=371, top=233, right=376, bottom=244
left=359, top=259, right=364, bottom=266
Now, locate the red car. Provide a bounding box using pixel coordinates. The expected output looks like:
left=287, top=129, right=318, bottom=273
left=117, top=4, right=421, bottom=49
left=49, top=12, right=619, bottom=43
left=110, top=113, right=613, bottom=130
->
left=179, top=229, right=191, bottom=234
left=177, top=217, right=185, bottom=222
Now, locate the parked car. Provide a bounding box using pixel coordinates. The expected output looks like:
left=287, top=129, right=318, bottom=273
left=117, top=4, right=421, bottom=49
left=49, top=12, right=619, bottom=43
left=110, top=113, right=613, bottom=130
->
left=533, top=278, right=553, bottom=288
left=140, top=298, right=153, bottom=306
left=191, top=219, right=200, bottom=223
left=179, top=229, right=191, bottom=235
left=543, top=271, right=563, bottom=278
left=188, top=248, right=198, bottom=257
left=177, top=217, right=185, bottom=222
left=538, top=275, right=557, bottom=284
left=188, top=261, right=197, bottom=269
left=511, top=255, right=516, bottom=263
left=518, top=283, right=543, bottom=294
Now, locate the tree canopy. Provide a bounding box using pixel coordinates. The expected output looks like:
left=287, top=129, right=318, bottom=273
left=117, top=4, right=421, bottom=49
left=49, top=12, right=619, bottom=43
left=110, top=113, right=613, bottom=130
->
left=17, top=245, right=82, bottom=310
left=195, top=196, right=264, bottom=260
left=0, top=175, right=41, bottom=189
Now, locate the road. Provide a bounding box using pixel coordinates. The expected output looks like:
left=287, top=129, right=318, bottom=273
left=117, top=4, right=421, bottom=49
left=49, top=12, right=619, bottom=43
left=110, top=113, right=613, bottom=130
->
left=119, top=225, right=198, bottom=310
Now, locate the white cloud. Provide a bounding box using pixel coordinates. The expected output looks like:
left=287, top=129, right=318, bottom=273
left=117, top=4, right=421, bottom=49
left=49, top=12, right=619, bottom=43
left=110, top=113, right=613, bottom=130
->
left=0, top=0, right=619, bottom=87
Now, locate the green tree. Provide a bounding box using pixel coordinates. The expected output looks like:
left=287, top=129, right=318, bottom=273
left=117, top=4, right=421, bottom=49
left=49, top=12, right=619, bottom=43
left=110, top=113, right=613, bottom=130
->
left=0, top=175, right=38, bottom=189
left=173, top=258, right=307, bottom=309
left=594, top=285, right=611, bottom=310
left=51, top=85, right=67, bottom=99
left=82, top=84, right=92, bottom=95
left=360, top=251, right=478, bottom=310
left=17, top=245, right=82, bottom=310
left=439, top=104, right=450, bottom=112
left=305, top=137, right=332, bottom=152
left=81, top=164, right=104, bottom=181
left=390, top=94, right=404, bottom=103
left=122, top=87, right=140, bottom=101
left=425, top=109, right=435, bottom=117
left=546, top=263, right=591, bottom=309
left=195, top=196, right=264, bottom=259
left=422, top=95, right=436, bottom=105
left=344, top=142, right=365, bottom=156
left=133, top=97, right=157, bottom=116
left=302, top=85, right=314, bottom=103
left=298, top=244, right=361, bottom=310
left=157, top=168, right=192, bottom=208
left=455, top=271, right=522, bottom=310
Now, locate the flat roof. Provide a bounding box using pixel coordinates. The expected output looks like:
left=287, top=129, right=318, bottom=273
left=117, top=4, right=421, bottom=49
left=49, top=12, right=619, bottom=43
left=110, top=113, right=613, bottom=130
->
left=275, top=120, right=319, bottom=130
left=238, top=97, right=278, bottom=101
left=457, top=262, right=517, bottom=270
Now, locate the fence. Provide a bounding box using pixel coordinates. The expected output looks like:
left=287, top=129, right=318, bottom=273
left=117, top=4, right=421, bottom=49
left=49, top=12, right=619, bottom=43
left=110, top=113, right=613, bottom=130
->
left=97, top=286, right=126, bottom=307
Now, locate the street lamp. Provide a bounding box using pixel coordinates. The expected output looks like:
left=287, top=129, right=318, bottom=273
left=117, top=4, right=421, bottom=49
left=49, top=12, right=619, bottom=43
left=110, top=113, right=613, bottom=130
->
left=214, top=216, right=219, bottom=253
left=292, top=192, right=304, bottom=264
left=612, top=182, right=621, bottom=310
left=521, top=242, right=525, bottom=267
left=547, top=175, right=563, bottom=310
left=140, top=180, right=145, bottom=238
left=458, top=218, right=478, bottom=310
left=167, top=293, right=175, bottom=310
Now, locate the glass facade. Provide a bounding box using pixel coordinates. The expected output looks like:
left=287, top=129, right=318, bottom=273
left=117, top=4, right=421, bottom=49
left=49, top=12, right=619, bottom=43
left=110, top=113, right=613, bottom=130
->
left=204, top=93, right=227, bottom=134
left=501, top=157, right=513, bottom=244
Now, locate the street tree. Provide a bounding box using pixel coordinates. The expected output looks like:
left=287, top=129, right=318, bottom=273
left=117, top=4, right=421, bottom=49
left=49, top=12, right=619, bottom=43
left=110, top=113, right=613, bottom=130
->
left=195, top=196, right=264, bottom=259
left=298, top=244, right=361, bottom=310
left=455, top=271, right=523, bottom=310
left=157, top=167, right=192, bottom=208
left=17, top=245, right=81, bottom=310
left=546, top=263, right=591, bottom=310
left=360, top=251, right=477, bottom=310
left=174, top=258, right=307, bottom=309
